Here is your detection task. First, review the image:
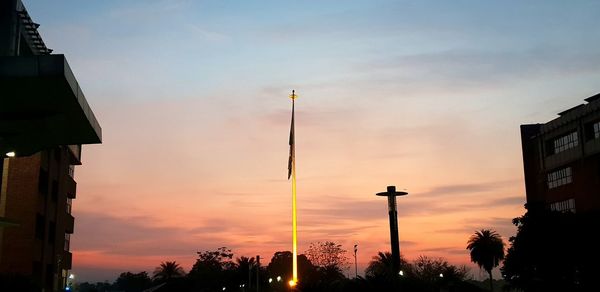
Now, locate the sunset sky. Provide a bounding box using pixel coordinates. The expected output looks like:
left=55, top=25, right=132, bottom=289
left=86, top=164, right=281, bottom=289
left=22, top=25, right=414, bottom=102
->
left=25, top=0, right=600, bottom=282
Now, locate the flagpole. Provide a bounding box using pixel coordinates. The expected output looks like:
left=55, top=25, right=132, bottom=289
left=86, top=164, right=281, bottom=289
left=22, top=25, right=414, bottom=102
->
left=289, top=90, right=298, bottom=287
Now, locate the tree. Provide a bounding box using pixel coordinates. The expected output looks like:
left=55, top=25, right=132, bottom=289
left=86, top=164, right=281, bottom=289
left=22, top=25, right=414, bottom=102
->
left=114, top=271, right=152, bottom=292
left=232, top=256, right=256, bottom=287
left=188, top=247, right=234, bottom=291
left=267, top=251, right=318, bottom=289
left=365, top=251, right=409, bottom=280
left=410, top=255, right=469, bottom=283
left=153, top=261, right=185, bottom=281
left=501, top=209, right=600, bottom=291
left=305, top=241, right=349, bottom=281
left=467, top=229, right=505, bottom=291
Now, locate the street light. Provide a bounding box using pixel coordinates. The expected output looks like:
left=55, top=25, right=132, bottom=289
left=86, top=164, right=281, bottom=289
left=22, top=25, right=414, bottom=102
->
left=288, top=280, right=296, bottom=287
left=399, top=270, right=404, bottom=276
left=5, top=152, right=15, bottom=157
left=268, top=278, right=273, bottom=283
left=276, top=276, right=281, bottom=282
left=376, top=186, right=408, bottom=274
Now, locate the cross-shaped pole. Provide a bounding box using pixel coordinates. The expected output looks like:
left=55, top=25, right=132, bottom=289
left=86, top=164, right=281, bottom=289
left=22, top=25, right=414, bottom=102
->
left=376, top=186, right=408, bottom=274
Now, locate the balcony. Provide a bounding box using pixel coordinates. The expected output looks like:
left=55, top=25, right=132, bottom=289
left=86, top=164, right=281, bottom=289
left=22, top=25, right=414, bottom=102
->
left=65, top=175, right=76, bottom=199
left=62, top=251, right=72, bottom=270
left=67, top=144, right=82, bottom=165
left=65, top=213, right=74, bottom=234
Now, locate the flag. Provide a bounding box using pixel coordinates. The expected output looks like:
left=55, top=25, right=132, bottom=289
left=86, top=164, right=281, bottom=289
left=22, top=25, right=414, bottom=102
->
left=288, top=100, right=295, bottom=179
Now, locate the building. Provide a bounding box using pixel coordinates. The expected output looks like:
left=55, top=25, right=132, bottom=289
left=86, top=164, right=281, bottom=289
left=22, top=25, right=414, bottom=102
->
left=520, top=93, right=600, bottom=213
left=0, top=1, right=102, bottom=291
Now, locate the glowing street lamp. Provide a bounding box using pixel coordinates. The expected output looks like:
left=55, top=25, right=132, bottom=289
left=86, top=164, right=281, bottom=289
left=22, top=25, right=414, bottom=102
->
left=5, top=152, right=15, bottom=157
left=276, top=276, right=281, bottom=282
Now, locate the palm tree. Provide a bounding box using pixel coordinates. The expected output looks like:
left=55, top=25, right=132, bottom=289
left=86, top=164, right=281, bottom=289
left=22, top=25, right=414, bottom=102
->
left=466, top=229, right=505, bottom=291
left=153, top=261, right=185, bottom=281
left=365, top=251, right=408, bottom=279
left=233, top=256, right=256, bottom=286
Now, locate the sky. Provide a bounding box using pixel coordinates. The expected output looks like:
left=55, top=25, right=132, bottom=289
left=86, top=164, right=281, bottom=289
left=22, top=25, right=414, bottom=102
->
left=24, top=0, right=600, bottom=282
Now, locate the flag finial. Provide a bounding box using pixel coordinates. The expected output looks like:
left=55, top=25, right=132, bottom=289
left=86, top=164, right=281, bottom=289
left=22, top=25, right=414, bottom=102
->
left=289, top=90, right=298, bottom=100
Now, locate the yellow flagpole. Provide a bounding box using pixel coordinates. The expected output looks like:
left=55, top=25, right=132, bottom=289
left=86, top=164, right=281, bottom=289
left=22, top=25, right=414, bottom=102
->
left=289, top=91, right=298, bottom=287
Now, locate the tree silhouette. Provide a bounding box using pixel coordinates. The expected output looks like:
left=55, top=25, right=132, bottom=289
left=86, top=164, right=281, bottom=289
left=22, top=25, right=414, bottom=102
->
left=305, top=241, right=349, bottom=281
left=188, top=247, right=234, bottom=291
left=500, top=209, right=600, bottom=291
left=411, top=255, right=469, bottom=283
left=267, top=251, right=318, bottom=289
left=233, top=256, right=256, bottom=287
left=365, top=251, right=408, bottom=280
left=467, top=229, right=504, bottom=291
left=114, top=271, right=152, bottom=292
left=153, top=261, right=185, bottom=281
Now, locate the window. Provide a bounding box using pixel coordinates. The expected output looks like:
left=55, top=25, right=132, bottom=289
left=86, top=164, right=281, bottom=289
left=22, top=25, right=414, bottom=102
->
left=547, top=167, right=573, bottom=189
left=553, top=131, right=578, bottom=154
left=594, top=121, right=600, bottom=139
left=550, top=198, right=576, bottom=213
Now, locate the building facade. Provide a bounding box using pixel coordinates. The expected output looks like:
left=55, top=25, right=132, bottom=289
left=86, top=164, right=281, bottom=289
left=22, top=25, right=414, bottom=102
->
left=0, top=147, right=80, bottom=291
left=521, top=93, right=600, bottom=213
left=0, top=1, right=101, bottom=291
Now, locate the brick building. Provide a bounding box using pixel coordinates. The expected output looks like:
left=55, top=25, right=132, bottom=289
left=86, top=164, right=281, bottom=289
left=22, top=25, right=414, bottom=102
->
left=0, top=1, right=101, bottom=291
left=520, top=93, right=600, bottom=213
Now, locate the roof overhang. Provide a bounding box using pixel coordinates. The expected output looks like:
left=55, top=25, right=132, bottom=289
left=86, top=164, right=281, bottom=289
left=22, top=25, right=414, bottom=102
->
left=0, top=54, right=102, bottom=156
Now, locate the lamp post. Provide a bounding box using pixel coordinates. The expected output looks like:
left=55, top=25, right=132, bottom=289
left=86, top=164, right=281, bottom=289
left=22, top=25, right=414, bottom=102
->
left=376, top=185, right=408, bottom=274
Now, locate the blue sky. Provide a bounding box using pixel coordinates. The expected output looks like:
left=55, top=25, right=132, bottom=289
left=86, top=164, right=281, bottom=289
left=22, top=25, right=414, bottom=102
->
left=23, top=0, right=600, bottom=282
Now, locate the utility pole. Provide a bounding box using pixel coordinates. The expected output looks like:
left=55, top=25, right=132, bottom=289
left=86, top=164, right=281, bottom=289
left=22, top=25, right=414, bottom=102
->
left=256, top=255, right=260, bottom=292
left=353, top=244, right=358, bottom=278
left=376, top=186, right=408, bottom=274
left=248, top=259, right=252, bottom=290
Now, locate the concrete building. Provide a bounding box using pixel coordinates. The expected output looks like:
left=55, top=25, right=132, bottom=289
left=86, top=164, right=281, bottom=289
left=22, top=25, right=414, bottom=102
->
left=521, top=93, right=600, bottom=213
left=0, top=1, right=101, bottom=291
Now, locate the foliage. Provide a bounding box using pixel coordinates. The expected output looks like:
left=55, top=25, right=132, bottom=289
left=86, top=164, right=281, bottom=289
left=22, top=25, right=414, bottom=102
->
left=266, top=251, right=318, bottom=289
left=192, top=246, right=234, bottom=271
left=365, top=251, right=409, bottom=280
left=74, top=281, right=112, bottom=292
left=304, top=241, right=350, bottom=284
left=363, top=253, right=472, bottom=292
left=466, top=229, right=505, bottom=291
left=501, top=209, right=600, bottom=291
left=410, top=255, right=469, bottom=283
left=188, top=247, right=235, bottom=292
left=231, top=256, right=257, bottom=288
left=153, top=261, right=185, bottom=281
left=305, top=241, right=350, bottom=271
left=113, top=271, right=152, bottom=292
